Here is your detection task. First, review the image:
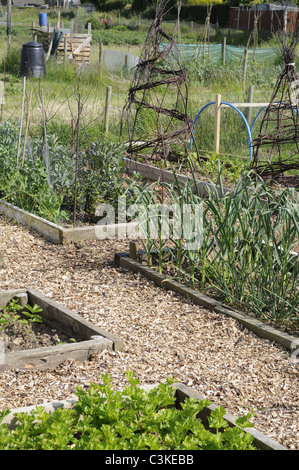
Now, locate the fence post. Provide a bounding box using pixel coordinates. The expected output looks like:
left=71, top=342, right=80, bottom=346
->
left=214, top=94, right=221, bottom=154
left=0, top=80, right=4, bottom=122
left=242, top=48, right=248, bottom=90
left=32, top=21, right=35, bottom=41
left=64, top=36, right=68, bottom=63
left=7, top=0, right=11, bottom=55
left=99, top=42, right=103, bottom=67
left=104, top=86, right=112, bottom=134
left=222, top=36, right=226, bottom=65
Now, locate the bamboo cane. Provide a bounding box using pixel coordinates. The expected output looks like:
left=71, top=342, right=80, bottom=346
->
left=21, top=84, right=33, bottom=167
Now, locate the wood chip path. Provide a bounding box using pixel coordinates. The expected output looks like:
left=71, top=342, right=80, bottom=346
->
left=0, top=215, right=298, bottom=449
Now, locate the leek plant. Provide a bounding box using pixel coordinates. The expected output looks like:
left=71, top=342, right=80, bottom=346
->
left=133, top=183, right=171, bottom=272
left=202, top=172, right=298, bottom=325
left=136, top=166, right=298, bottom=329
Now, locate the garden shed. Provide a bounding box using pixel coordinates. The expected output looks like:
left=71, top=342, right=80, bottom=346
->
left=229, top=3, right=299, bottom=33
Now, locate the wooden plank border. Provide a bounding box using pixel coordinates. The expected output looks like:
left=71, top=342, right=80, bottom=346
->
left=123, top=157, right=232, bottom=196
left=0, top=199, right=138, bottom=244
left=0, top=287, right=124, bottom=371
left=115, top=252, right=299, bottom=354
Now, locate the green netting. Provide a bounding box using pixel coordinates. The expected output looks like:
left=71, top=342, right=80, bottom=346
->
left=225, top=45, right=279, bottom=64
left=102, top=50, right=139, bottom=72
left=160, top=43, right=281, bottom=65
left=197, top=44, right=223, bottom=63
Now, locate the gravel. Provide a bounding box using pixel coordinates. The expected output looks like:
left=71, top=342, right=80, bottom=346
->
left=0, top=215, right=298, bottom=449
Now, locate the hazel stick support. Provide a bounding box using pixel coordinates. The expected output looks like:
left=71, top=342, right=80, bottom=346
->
left=104, top=86, right=112, bottom=133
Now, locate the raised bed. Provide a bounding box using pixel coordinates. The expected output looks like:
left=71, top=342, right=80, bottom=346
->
left=0, top=199, right=138, bottom=245
left=123, top=157, right=231, bottom=197
left=114, top=250, right=299, bottom=355
left=0, top=381, right=287, bottom=450
left=0, top=288, right=124, bottom=371
left=0, top=157, right=232, bottom=244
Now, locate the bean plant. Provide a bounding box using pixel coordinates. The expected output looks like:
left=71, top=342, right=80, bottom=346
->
left=0, top=299, right=43, bottom=333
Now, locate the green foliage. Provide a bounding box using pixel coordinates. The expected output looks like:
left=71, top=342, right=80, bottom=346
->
left=50, top=139, right=131, bottom=222
left=0, top=122, right=67, bottom=223
left=0, top=300, right=43, bottom=332
left=186, top=59, right=279, bottom=92
left=0, top=47, right=21, bottom=75
left=0, top=122, right=134, bottom=224
left=0, top=371, right=256, bottom=450
left=21, top=304, right=43, bottom=329
left=200, top=171, right=299, bottom=324
left=189, top=151, right=247, bottom=183
left=138, top=166, right=299, bottom=329
left=92, top=27, right=147, bottom=45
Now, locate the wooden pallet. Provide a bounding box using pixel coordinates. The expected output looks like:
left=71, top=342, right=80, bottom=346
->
left=32, top=28, right=91, bottom=64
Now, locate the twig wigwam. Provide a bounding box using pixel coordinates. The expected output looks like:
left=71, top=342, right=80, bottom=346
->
left=251, top=26, right=299, bottom=188
left=120, top=0, right=194, bottom=162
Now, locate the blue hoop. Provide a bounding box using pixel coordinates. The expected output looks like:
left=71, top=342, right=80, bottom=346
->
left=190, top=101, right=253, bottom=161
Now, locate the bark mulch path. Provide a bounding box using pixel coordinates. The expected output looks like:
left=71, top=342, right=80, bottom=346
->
left=0, top=215, right=298, bottom=449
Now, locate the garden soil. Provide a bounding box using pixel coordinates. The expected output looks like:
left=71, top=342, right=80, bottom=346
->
left=0, top=215, right=298, bottom=450
left=0, top=320, right=71, bottom=353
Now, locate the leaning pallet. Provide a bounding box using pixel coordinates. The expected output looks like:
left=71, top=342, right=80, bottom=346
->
left=32, top=27, right=91, bottom=65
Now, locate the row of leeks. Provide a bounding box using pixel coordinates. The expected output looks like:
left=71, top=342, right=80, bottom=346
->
left=131, top=165, right=298, bottom=328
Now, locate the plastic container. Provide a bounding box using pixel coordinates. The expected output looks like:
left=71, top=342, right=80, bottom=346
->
left=39, top=12, right=47, bottom=27
left=19, top=42, right=46, bottom=78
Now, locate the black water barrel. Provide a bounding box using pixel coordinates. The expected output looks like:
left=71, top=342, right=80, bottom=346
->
left=19, top=41, right=46, bottom=78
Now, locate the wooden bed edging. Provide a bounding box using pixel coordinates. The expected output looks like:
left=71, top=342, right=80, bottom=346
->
left=114, top=252, right=299, bottom=354
left=0, top=288, right=124, bottom=371
left=0, top=199, right=138, bottom=244
left=123, top=157, right=231, bottom=197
